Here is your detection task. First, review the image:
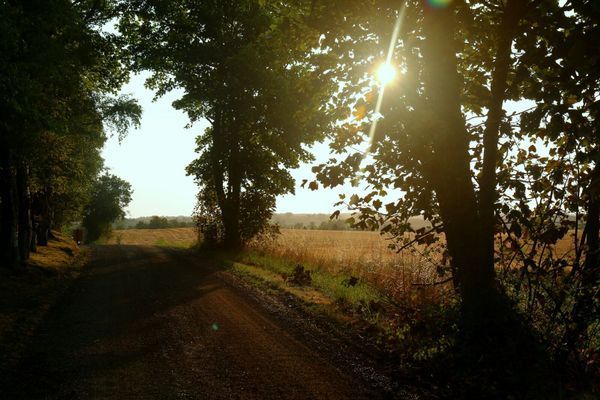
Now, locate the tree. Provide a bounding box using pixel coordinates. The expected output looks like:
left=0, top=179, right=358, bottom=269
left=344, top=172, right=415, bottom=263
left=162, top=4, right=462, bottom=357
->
left=119, top=0, right=332, bottom=248
left=308, top=0, right=532, bottom=341
left=306, top=0, right=600, bottom=389
left=0, top=0, right=140, bottom=267
left=82, top=173, right=133, bottom=242
left=147, top=216, right=170, bottom=229
left=496, top=0, right=600, bottom=374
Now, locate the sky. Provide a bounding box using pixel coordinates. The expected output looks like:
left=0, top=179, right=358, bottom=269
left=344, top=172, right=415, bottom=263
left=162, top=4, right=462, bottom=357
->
left=101, top=73, right=353, bottom=218
left=101, top=73, right=533, bottom=219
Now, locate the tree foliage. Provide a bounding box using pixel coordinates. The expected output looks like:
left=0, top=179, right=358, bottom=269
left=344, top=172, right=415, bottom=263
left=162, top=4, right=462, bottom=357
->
left=303, top=0, right=599, bottom=389
left=119, top=0, right=332, bottom=248
left=0, top=0, right=141, bottom=266
left=82, top=173, right=133, bottom=242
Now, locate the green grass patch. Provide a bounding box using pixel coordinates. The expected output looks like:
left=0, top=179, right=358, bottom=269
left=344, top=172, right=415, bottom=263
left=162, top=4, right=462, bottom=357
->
left=234, top=251, right=386, bottom=309
left=231, top=261, right=334, bottom=305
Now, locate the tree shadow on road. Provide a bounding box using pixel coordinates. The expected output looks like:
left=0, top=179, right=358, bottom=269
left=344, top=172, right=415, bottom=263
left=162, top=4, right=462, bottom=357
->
left=3, top=245, right=222, bottom=399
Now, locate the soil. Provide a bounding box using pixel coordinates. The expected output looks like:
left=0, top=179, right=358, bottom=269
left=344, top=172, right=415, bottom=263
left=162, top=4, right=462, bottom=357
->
left=4, top=245, right=389, bottom=399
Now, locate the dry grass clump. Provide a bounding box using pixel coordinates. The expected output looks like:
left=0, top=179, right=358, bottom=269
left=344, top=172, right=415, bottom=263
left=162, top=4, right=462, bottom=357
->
left=106, top=228, right=197, bottom=247
left=249, top=229, right=450, bottom=303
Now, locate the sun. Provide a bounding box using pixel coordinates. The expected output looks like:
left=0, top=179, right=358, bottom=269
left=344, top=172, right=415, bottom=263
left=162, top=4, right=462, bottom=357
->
left=377, top=62, right=396, bottom=86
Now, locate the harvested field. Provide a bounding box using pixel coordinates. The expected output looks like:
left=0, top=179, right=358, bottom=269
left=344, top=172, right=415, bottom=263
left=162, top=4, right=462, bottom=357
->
left=106, top=227, right=197, bottom=247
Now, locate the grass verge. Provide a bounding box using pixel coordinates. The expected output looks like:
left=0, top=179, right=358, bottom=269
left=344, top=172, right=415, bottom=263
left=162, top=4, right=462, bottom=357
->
left=225, top=249, right=459, bottom=367
left=236, top=251, right=386, bottom=308
left=0, top=231, right=86, bottom=379
left=227, top=251, right=408, bottom=349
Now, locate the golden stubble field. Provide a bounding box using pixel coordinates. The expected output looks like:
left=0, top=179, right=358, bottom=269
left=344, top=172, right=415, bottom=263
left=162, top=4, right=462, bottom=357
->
left=106, top=228, right=197, bottom=247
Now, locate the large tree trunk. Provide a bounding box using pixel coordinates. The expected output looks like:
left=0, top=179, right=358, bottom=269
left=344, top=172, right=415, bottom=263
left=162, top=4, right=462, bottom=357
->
left=421, top=3, right=501, bottom=340
left=210, top=109, right=242, bottom=250
left=584, top=162, right=600, bottom=285
left=222, top=199, right=242, bottom=249
left=0, top=150, right=20, bottom=269
left=16, top=162, right=32, bottom=265
left=30, top=209, right=37, bottom=253
left=223, top=125, right=242, bottom=250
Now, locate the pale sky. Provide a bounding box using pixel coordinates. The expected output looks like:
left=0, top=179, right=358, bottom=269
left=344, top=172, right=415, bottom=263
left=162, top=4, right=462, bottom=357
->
left=101, top=73, right=353, bottom=218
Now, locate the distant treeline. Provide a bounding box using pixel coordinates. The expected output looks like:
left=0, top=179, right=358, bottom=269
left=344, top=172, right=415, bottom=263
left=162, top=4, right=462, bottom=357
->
left=286, top=219, right=355, bottom=231
left=115, top=213, right=431, bottom=232
left=271, top=213, right=430, bottom=231
left=271, top=213, right=353, bottom=230
left=115, top=216, right=195, bottom=230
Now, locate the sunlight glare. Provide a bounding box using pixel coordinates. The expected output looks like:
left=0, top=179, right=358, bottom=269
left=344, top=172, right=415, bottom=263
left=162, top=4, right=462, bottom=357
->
left=377, top=63, right=397, bottom=87
left=365, top=4, right=406, bottom=154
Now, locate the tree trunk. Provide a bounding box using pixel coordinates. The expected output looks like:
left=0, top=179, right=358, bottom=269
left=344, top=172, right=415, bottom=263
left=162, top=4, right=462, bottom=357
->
left=37, top=191, right=51, bottom=246
left=222, top=200, right=242, bottom=249
left=563, top=161, right=600, bottom=364
left=480, top=0, right=524, bottom=279
left=209, top=109, right=242, bottom=249
left=0, top=150, right=19, bottom=269
left=421, top=3, right=501, bottom=340
left=30, top=210, right=37, bottom=253
left=584, top=162, right=600, bottom=283
left=222, top=181, right=242, bottom=249
left=16, top=162, right=32, bottom=265
left=223, top=125, right=242, bottom=250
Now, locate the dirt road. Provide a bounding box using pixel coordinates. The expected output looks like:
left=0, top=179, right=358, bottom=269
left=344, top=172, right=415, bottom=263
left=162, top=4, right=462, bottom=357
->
left=5, top=245, right=384, bottom=399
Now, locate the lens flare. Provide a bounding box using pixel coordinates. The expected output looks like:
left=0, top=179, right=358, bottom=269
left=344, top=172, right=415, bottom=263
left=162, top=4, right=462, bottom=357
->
left=377, top=63, right=397, bottom=86
left=427, top=0, right=452, bottom=8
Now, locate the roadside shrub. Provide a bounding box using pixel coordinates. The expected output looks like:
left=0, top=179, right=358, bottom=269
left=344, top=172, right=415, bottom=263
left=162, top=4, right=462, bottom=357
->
left=286, top=264, right=312, bottom=286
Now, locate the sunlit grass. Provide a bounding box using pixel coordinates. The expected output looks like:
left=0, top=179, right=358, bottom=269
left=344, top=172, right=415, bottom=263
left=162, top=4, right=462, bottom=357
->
left=236, top=251, right=384, bottom=307
left=244, top=229, right=483, bottom=361
left=106, top=227, right=196, bottom=247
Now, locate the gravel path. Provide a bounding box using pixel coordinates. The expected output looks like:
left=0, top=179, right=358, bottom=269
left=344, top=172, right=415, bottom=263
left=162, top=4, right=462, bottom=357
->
left=5, top=245, right=384, bottom=399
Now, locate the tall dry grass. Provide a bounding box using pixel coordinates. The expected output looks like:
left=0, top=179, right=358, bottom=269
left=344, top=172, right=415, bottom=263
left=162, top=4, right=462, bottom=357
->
left=250, top=228, right=578, bottom=304
left=250, top=229, right=449, bottom=303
